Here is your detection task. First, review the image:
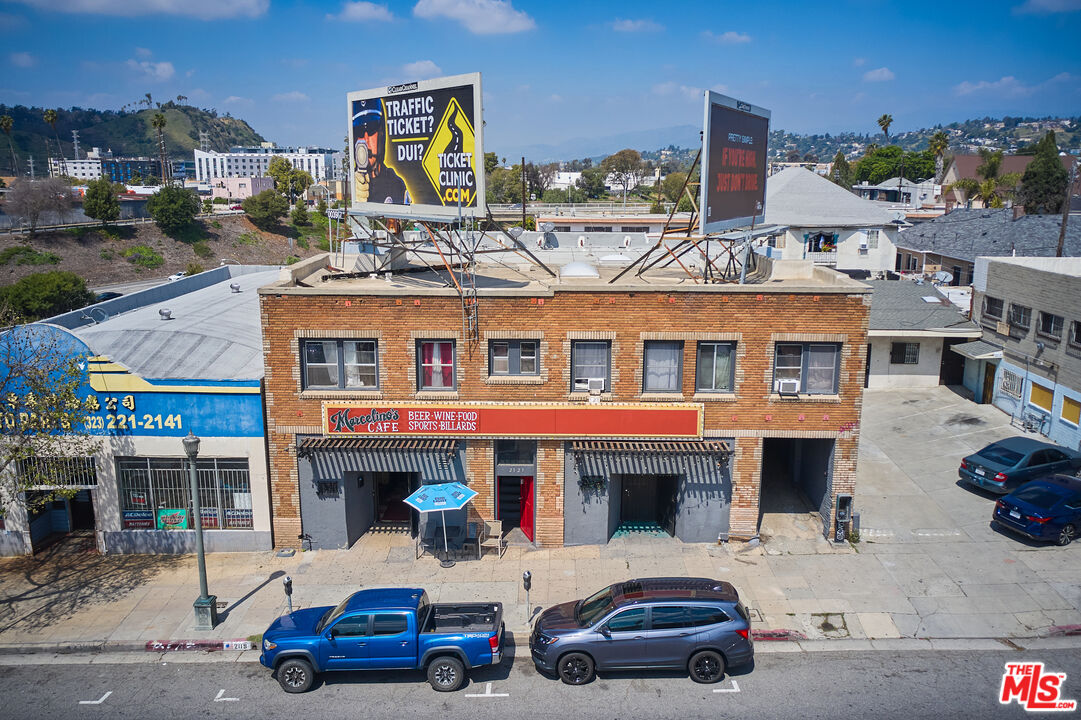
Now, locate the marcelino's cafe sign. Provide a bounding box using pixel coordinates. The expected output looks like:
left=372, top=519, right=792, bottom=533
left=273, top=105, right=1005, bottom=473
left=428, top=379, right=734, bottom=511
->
left=321, top=402, right=703, bottom=438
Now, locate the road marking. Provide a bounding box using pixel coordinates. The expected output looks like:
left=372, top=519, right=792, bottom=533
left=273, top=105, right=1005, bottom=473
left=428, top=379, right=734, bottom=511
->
left=713, top=680, right=740, bottom=694
left=465, top=682, right=509, bottom=698
left=79, top=692, right=112, bottom=705
left=214, top=689, right=239, bottom=702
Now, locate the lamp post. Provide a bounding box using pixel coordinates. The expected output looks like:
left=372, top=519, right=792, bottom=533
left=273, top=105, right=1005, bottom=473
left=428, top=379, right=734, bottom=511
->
left=183, top=431, right=217, bottom=630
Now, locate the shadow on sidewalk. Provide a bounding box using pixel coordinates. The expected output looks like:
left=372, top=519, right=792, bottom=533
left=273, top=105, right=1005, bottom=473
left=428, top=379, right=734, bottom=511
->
left=0, top=537, right=185, bottom=634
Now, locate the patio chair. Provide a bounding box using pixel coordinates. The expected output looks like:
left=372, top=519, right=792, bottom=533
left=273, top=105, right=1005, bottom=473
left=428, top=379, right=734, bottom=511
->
left=478, top=519, right=506, bottom=559
left=415, top=523, right=438, bottom=559
left=463, top=522, right=481, bottom=559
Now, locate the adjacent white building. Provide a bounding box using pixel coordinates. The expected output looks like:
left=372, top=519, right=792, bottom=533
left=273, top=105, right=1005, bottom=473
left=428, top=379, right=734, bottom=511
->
left=195, top=143, right=344, bottom=184
left=48, top=156, right=102, bottom=181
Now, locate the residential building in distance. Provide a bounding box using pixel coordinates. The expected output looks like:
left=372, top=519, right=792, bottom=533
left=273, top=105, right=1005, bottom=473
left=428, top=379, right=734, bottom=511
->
left=940, top=154, right=1076, bottom=209
left=762, top=167, right=901, bottom=272
left=963, top=256, right=1081, bottom=450
left=211, top=176, right=275, bottom=202
left=852, top=177, right=940, bottom=209
left=258, top=251, right=870, bottom=552
left=195, top=143, right=344, bottom=183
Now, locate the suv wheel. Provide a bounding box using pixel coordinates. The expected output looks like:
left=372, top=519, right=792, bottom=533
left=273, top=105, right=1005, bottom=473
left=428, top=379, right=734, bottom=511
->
left=1057, top=524, right=1076, bottom=547
left=427, top=656, right=465, bottom=692
left=688, top=650, right=726, bottom=684
left=277, top=658, right=314, bottom=693
left=557, top=652, right=595, bottom=685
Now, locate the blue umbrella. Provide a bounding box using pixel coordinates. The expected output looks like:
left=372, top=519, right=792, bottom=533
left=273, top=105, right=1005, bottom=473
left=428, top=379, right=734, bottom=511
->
left=403, top=482, right=478, bottom=560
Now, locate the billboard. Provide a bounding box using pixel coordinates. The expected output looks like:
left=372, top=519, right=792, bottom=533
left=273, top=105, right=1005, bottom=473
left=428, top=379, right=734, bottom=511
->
left=700, top=92, right=770, bottom=234
left=347, top=73, right=485, bottom=220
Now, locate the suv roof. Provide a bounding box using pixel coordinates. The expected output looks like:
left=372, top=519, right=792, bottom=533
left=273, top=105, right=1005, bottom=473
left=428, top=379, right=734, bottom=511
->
left=612, top=577, right=738, bottom=606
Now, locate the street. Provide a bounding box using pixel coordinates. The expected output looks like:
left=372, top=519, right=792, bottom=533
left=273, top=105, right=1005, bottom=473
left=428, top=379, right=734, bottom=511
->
left=1, top=647, right=1077, bottom=720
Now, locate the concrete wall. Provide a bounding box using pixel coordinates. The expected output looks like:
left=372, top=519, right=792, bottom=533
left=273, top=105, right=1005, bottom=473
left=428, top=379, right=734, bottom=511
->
left=0, top=530, right=26, bottom=555
left=867, top=336, right=944, bottom=389
left=992, top=359, right=1081, bottom=451
left=102, top=530, right=272, bottom=553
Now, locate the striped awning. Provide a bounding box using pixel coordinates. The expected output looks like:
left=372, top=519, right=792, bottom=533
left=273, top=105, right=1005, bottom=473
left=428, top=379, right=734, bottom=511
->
left=296, top=437, right=458, bottom=457
left=571, top=439, right=730, bottom=457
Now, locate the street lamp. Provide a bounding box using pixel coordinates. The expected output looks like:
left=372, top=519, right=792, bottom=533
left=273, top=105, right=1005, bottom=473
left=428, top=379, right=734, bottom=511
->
left=183, top=431, right=217, bottom=630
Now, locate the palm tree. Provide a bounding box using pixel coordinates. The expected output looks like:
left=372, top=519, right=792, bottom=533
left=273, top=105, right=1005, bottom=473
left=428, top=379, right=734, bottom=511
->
left=877, top=114, right=894, bottom=142
left=43, top=108, right=66, bottom=177
left=928, top=131, right=949, bottom=182
left=0, top=114, right=18, bottom=177
left=151, top=112, right=170, bottom=185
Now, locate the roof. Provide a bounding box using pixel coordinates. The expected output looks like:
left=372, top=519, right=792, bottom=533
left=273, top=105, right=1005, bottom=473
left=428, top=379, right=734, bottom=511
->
left=895, top=208, right=1081, bottom=262
left=950, top=339, right=1003, bottom=360
left=764, top=167, right=900, bottom=228
left=947, top=154, right=1074, bottom=182
left=865, top=279, right=981, bottom=335
left=571, top=440, right=730, bottom=456
left=344, top=588, right=425, bottom=613
left=981, top=256, right=1081, bottom=277
left=63, top=267, right=281, bottom=381
left=611, top=578, right=739, bottom=605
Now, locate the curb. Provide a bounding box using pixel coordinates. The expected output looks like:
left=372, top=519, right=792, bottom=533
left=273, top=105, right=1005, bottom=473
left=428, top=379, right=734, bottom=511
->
left=0, top=639, right=253, bottom=655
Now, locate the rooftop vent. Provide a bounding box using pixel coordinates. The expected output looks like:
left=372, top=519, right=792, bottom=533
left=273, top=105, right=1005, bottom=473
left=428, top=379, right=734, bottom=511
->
left=560, top=261, right=600, bottom=279
left=158, top=308, right=173, bottom=321
left=230, top=282, right=241, bottom=293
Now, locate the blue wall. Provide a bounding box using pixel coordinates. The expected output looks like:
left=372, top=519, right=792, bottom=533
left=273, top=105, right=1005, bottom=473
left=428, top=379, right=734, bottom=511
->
left=992, top=359, right=1081, bottom=451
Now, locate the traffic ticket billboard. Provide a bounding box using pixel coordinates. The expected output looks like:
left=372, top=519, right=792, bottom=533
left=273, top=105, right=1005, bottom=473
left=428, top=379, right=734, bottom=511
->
left=347, top=73, right=485, bottom=220
left=700, top=92, right=770, bottom=234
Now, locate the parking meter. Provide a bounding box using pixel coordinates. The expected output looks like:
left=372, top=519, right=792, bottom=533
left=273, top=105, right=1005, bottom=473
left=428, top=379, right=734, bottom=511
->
left=523, top=571, right=532, bottom=622
left=283, top=575, right=293, bottom=614
left=835, top=495, right=853, bottom=543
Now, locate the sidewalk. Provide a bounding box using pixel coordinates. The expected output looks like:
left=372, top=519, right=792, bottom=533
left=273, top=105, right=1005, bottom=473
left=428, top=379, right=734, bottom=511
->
left=0, top=386, right=1078, bottom=657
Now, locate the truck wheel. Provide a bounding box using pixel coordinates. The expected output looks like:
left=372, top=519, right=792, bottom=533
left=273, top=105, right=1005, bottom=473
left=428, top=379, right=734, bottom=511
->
left=1058, top=524, right=1076, bottom=546
left=688, top=650, right=725, bottom=683
left=428, top=656, right=465, bottom=692
left=277, top=658, right=314, bottom=693
left=557, top=652, right=595, bottom=685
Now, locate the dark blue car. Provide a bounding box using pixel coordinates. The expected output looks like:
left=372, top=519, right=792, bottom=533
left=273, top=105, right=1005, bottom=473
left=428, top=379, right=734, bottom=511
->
left=992, top=475, right=1081, bottom=546
left=959, top=436, right=1081, bottom=494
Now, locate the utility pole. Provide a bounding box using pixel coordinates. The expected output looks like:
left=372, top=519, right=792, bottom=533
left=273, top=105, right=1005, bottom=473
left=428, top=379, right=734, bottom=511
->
left=28, top=156, right=35, bottom=179
left=520, top=156, right=527, bottom=228
left=1056, top=161, right=1078, bottom=258
left=71, top=130, right=81, bottom=161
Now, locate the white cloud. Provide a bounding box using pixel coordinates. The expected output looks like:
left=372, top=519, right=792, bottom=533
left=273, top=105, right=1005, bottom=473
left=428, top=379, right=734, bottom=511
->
left=134, top=46, right=152, bottom=58
left=702, top=30, right=751, bottom=44
left=953, top=71, right=1074, bottom=97
left=10, top=51, right=35, bottom=67
left=862, top=67, right=895, bottom=82
left=413, top=0, right=535, bottom=35
left=7, top=0, right=268, bottom=20
left=652, top=82, right=704, bottom=102
left=853, top=57, right=866, bottom=67
left=401, top=60, right=442, bottom=79
left=328, top=2, right=393, bottom=22
left=272, top=91, right=309, bottom=103
left=125, top=58, right=175, bottom=82
left=1014, top=0, right=1081, bottom=13
left=223, top=95, right=253, bottom=105
left=611, top=18, right=662, bottom=32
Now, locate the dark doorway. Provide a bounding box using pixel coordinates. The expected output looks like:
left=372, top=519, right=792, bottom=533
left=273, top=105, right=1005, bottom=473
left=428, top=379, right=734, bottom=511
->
left=864, top=343, right=872, bottom=388
left=940, top=339, right=966, bottom=386
left=982, top=362, right=996, bottom=404
left=618, top=474, right=677, bottom=536
left=374, top=472, right=417, bottom=534
left=759, top=438, right=833, bottom=538
left=496, top=476, right=534, bottom=541
left=70, top=490, right=95, bottom=531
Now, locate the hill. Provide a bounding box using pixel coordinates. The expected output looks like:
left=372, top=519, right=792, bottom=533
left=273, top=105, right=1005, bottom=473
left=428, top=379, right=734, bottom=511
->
left=0, top=102, right=264, bottom=174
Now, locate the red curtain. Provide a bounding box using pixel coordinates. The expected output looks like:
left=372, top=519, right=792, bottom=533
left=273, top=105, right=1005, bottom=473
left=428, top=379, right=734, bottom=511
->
left=422, top=341, right=434, bottom=386
left=439, top=342, right=454, bottom=388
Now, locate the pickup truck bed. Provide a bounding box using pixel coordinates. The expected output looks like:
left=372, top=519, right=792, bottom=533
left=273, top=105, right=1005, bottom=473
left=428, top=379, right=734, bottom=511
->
left=421, top=603, right=501, bottom=634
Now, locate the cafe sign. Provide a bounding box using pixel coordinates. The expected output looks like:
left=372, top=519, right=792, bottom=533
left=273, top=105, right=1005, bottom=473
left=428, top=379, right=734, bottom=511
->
left=321, top=402, right=703, bottom=439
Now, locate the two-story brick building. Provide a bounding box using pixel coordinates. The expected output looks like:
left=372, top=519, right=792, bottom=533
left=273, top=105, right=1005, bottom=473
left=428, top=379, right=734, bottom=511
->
left=259, top=252, right=871, bottom=550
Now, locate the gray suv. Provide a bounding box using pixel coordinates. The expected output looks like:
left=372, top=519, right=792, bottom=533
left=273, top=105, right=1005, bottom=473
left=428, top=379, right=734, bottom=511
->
left=529, top=577, right=753, bottom=685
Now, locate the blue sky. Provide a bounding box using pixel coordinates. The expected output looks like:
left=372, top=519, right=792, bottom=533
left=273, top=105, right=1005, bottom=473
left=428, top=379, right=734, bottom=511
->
left=2, top=0, right=1080, bottom=158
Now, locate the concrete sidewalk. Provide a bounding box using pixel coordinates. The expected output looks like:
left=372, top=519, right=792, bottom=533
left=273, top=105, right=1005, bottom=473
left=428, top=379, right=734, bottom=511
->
left=0, top=386, right=1078, bottom=657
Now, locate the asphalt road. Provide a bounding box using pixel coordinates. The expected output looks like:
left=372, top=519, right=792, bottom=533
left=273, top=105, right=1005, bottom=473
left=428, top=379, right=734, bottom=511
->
left=2, top=648, right=1078, bottom=720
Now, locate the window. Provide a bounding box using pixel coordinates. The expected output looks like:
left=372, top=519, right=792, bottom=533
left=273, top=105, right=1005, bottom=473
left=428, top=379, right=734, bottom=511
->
left=687, top=606, right=731, bottom=627
left=866, top=229, right=879, bottom=249
left=331, top=615, right=369, bottom=637
left=371, top=614, right=408, bottom=636
left=1037, top=312, right=1064, bottom=339
left=1008, top=303, right=1031, bottom=328
left=1029, top=381, right=1053, bottom=412
left=584, top=225, right=612, bottom=232
left=1063, top=397, right=1081, bottom=426
left=302, top=340, right=378, bottom=389
left=643, top=341, right=683, bottom=392
left=606, top=608, right=646, bottom=633
left=983, top=296, right=1004, bottom=319
left=117, top=457, right=252, bottom=530
left=696, top=342, right=735, bottom=392
left=1001, top=369, right=1023, bottom=399
left=773, top=343, right=840, bottom=394
left=1071, top=321, right=1081, bottom=347
left=620, top=225, right=649, bottom=233
left=889, top=342, right=920, bottom=365
left=489, top=340, right=538, bottom=376
left=650, top=606, right=690, bottom=630
left=571, top=341, right=610, bottom=392
left=418, top=340, right=455, bottom=390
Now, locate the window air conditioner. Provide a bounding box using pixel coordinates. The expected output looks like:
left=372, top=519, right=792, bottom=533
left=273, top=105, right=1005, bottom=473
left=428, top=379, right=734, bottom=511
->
left=575, top=377, right=605, bottom=392
left=775, top=379, right=800, bottom=394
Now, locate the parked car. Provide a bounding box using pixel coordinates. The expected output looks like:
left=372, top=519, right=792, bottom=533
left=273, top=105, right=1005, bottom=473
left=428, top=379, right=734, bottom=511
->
left=959, top=437, right=1081, bottom=494
left=94, top=291, right=123, bottom=302
left=230, top=204, right=243, bottom=210
left=992, top=475, right=1081, bottom=546
left=259, top=587, right=503, bottom=693
left=529, top=577, right=753, bottom=686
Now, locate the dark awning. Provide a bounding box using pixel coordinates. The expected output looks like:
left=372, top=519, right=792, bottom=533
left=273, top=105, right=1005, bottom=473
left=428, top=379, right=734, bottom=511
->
left=571, top=439, right=730, bottom=458
left=950, top=339, right=1003, bottom=360
left=296, top=437, right=458, bottom=458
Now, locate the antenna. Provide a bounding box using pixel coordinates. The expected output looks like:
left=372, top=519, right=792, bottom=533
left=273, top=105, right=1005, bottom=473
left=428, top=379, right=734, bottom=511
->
left=199, top=131, right=211, bottom=153
left=71, top=130, right=81, bottom=160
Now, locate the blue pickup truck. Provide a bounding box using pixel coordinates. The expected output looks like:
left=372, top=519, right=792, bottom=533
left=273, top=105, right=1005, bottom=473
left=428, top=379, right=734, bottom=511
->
left=259, top=587, right=504, bottom=693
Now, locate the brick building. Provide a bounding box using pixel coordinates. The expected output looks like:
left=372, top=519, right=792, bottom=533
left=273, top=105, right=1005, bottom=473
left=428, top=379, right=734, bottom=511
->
left=259, top=253, right=871, bottom=550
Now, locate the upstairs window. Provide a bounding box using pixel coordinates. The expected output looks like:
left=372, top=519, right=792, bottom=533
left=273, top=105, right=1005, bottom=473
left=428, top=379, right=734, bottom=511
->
left=302, top=340, right=378, bottom=389
left=983, top=296, right=1004, bottom=319
left=418, top=340, right=456, bottom=390
left=643, top=341, right=683, bottom=393
left=1008, top=303, right=1031, bottom=328
left=571, top=341, right=610, bottom=392
left=774, top=343, right=841, bottom=395
left=695, top=342, right=735, bottom=392
left=490, top=340, right=539, bottom=376
left=1037, top=312, right=1064, bottom=339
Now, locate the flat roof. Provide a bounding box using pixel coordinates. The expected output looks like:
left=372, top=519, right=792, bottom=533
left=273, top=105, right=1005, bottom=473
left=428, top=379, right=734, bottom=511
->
left=980, top=256, right=1081, bottom=277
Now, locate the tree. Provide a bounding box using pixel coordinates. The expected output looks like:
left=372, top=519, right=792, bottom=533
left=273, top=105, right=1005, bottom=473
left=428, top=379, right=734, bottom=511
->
left=267, top=156, right=293, bottom=194
left=662, top=171, right=688, bottom=203
left=2, top=179, right=73, bottom=237
left=0, top=272, right=95, bottom=321
left=1018, top=131, right=1069, bottom=215
left=853, top=146, right=935, bottom=185
left=315, top=198, right=327, bottom=217
left=43, top=109, right=66, bottom=177
left=600, top=148, right=645, bottom=206
left=243, top=189, right=289, bottom=228
left=151, top=112, right=170, bottom=185
left=289, top=170, right=314, bottom=202
left=947, top=148, right=1022, bottom=208
left=877, top=114, right=894, bottom=141
left=829, top=150, right=853, bottom=189
left=576, top=167, right=607, bottom=199
left=525, top=162, right=558, bottom=198
left=146, top=185, right=200, bottom=234
left=785, top=149, right=801, bottom=163
left=82, top=178, right=120, bottom=226
left=0, top=114, right=18, bottom=177
left=484, top=151, right=499, bottom=176
left=0, top=311, right=100, bottom=516
left=291, top=203, right=309, bottom=226
left=928, top=131, right=949, bottom=182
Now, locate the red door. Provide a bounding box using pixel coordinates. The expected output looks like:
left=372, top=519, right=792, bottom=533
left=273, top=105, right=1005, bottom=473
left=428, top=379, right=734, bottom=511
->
left=519, top=476, right=534, bottom=542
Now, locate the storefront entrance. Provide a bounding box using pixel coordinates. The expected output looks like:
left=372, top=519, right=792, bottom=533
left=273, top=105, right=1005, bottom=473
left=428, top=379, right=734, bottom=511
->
left=759, top=438, right=833, bottom=539
left=27, top=489, right=97, bottom=553
left=617, top=474, right=677, bottom=536
left=373, top=471, right=417, bottom=533
left=496, top=476, right=534, bottom=542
